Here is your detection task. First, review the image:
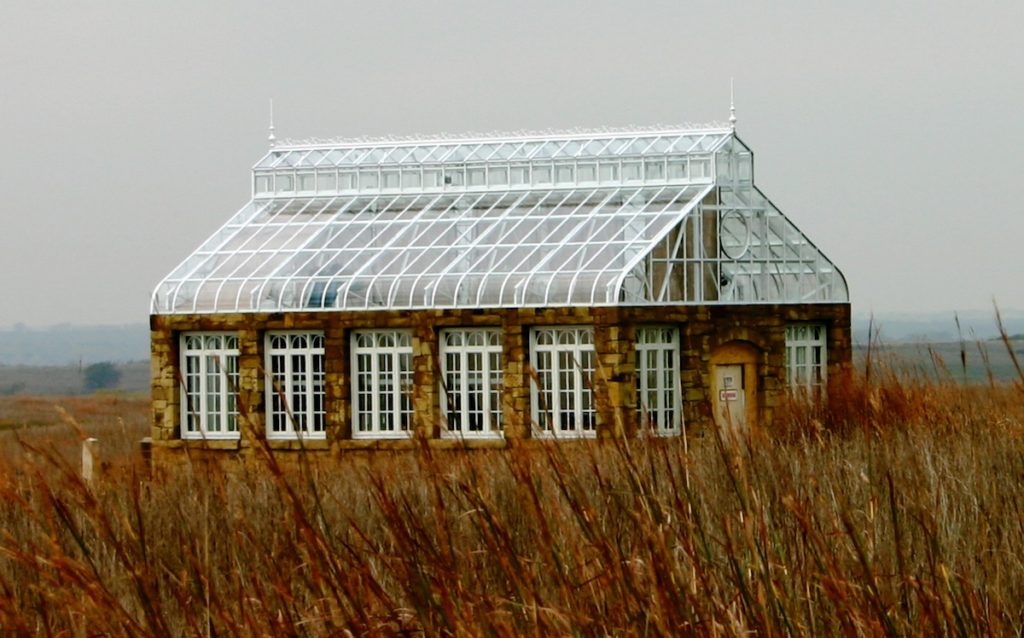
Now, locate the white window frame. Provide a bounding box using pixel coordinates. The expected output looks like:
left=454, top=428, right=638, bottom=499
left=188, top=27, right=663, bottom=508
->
left=180, top=332, right=240, bottom=440
left=530, top=326, right=596, bottom=438
left=635, top=326, right=681, bottom=436
left=786, top=324, right=827, bottom=394
left=351, top=329, right=414, bottom=439
left=440, top=328, right=504, bottom=439
left=265, top=331, right=326, bottom=440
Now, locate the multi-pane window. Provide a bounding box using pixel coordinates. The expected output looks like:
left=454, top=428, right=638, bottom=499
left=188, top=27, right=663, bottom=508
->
left=180, top=333, right=240, bottom=439
left=786, top=324, right=827, bottom=394
left=265, top=332, right=326, bottom=439
left=440, top=328, right=503, bottom=438
left=530, top=326, right=596, bottom=437
left=351, top=330, right=414, bottom=438
left=636, top=326, right=681, bottom=435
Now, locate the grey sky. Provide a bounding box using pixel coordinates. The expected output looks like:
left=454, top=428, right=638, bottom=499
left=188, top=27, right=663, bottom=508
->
left=1, top=1, right=1021, bottom=327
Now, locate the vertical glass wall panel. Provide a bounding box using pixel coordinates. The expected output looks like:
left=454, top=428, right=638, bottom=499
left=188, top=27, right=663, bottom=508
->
left=599, top=161, right=619, bottom=183
left=359, top=169, right=379, bottom=189
left=667, top=159, right=686, bottom=180
left=690, top=159, right=708, bottom=179
left=402, top=169, right=421, bottom=189
left=424, top=168, right=442, bottom=188
left=555, top=162, right=574, bottom=184
left=510, top=164, right=529, bottom=185
left=316, top=170, right=337, bottom=192
left=464, top=167, right=483, bottom=186
left=623, top=161, right=642, bottom=182
left=644, top=158, right=665, bottom=180
left=488, top=166, right=508, bottom=186
left=444, top=166, right=465, bottom=186
left=255, top=174, right=273, bottom=194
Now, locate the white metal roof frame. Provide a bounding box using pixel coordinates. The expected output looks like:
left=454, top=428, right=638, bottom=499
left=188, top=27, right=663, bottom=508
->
left=152, top=126, right=848, bottom=314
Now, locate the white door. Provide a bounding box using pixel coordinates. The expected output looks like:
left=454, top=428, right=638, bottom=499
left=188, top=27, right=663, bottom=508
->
left=714, top=364, right=746, bottom=431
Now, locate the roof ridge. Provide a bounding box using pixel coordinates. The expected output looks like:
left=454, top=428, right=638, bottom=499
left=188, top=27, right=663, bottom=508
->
left=275, top=122, right=732, bottom=150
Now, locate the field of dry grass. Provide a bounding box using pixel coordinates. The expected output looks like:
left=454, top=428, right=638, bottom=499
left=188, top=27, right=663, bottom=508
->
left=1, top=360, right=1023, bottom=635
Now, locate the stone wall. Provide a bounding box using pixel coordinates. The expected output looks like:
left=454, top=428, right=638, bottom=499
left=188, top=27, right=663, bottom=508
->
left=150, top=303, right=851, bottom=460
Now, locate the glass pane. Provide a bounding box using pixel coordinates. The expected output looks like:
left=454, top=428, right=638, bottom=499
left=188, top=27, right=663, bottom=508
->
left=317, top=171, right=337, bottom=191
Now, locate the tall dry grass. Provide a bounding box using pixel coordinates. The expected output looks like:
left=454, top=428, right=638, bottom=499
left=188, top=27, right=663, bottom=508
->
left=0, top=357, right=1023, bottom=635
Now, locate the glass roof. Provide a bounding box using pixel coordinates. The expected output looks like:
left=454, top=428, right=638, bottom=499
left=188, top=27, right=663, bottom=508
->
left=154, top=185, right=714, bottom=313
left=153, top=127, right=848, bottom=314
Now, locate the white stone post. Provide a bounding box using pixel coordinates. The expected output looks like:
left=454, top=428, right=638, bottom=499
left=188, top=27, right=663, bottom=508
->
left=82, top=438, right=99, bottom=483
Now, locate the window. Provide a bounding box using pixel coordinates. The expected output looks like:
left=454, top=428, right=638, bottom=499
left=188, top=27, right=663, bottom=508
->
left=351, top=330, right=413, bottom=438
left=577, top=162, right=597, bottom=183
left=180, top=333, right=240, bottom=439
left=738, top=154, right=753, bottom=181
left=598, top=161, right=619, bottom=183
left=382, top=170, right=400, bottom=189
left=276, top=173, right=294, bottom=193
left=440, top=328, right=503, bottom=438
left=443, top=166, right=464, bottom=186
left=488, top=166, right=509, bottom=186
left=622, top=160, right=642, bottom=182
left=667, top=159, right=686, bottom=180
left=644, top=158, right=665, bottom=180
left=297, top=172, right=315, bottom=192
left=530, top=326, right=596, bottom=437
left=358, top=169, right=379, bottom=189
left=554, top=162, right=574, bottom=184
left=510, top=164, right=529, bottom=185
left=636, top=326, right=681, bottom=435
left=266, top=332, right=325, bottom=439
left=254, top=174, right=273, bottom=194
left=691, top=159, right=708, bottom=179
left=786, top=324, right=827, bottom=394
left=424, top=168, right=442, bottom=188
left=317, top=170, right=337, bottom=192
left=401, top=169, right=421, bottom=189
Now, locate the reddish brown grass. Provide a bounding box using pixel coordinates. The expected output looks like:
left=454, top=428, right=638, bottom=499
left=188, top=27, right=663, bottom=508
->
left=1, top=371, right=1023, bottom=635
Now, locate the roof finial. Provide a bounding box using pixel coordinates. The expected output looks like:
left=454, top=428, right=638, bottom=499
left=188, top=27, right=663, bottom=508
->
left=729, top=78, right=737, bottom=132
left=268, top=98, right=277, bottom=148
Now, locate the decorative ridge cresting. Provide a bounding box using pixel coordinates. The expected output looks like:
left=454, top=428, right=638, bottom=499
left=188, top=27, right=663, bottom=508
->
left=275, top=121, right=733, bottom=149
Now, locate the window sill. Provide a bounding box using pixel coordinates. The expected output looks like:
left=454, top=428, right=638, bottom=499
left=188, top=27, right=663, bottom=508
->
left=266, top=439, right=330, bottom=451
left=352, top=432, right=413, bottom=440
left=532, top=431, right=598, bottom=440
left=440, top=431, right=505, bottom=441
left=175, top=437, right=241, bottom=449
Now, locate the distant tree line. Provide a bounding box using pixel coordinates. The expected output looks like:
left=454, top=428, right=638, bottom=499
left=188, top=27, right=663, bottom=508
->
left=83, top=362, right=121, bottom=391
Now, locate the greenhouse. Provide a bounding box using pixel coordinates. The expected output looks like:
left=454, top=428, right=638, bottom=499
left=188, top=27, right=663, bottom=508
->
left=149, top=123, right=851, bottom=457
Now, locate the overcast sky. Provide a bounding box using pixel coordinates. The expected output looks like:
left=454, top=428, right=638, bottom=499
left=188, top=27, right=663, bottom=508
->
left=1, top=1, right=1021, bottom=327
